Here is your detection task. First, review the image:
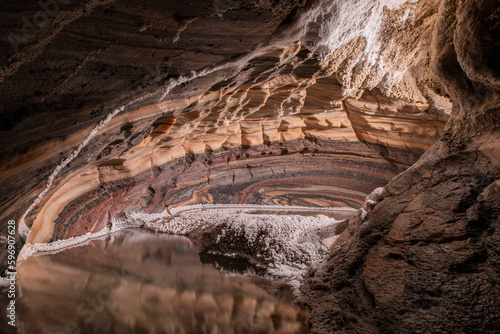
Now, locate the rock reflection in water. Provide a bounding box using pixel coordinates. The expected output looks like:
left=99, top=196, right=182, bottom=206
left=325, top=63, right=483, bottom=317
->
left=16, top=229, right=310, bottom=334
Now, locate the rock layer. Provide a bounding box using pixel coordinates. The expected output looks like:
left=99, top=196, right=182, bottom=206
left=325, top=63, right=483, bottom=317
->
left=1, top=0, right=498, bottom=333
left=32, top=140, right=419, bottom=244
left=0, top=0, right=449, bottom=247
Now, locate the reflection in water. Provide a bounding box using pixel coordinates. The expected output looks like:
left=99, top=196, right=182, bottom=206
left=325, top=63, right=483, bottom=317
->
left=16, top=229, right=310, bottom=334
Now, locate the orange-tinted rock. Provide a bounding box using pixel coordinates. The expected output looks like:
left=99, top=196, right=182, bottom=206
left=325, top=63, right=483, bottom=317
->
left=0, top=0, right=498, bottom=333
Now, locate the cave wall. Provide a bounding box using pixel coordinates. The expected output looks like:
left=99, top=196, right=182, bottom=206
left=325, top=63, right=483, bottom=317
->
left=299, top=0, right=500, bottom=333
left=0, top=0, right=451, bottom=248
left=1, top=0, right=498, bottom=332
left=48, top=139, right=412, bottom=243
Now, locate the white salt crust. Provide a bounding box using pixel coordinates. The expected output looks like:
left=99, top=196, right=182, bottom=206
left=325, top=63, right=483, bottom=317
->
left=15, top=205, right=351, bottom=289
left=17, top=205, right=352, bottom=261
left=145, top=207, right=343, bottom=287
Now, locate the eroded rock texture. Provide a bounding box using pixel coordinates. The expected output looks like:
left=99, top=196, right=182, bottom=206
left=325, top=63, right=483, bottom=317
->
left=299, top=0, right=500, bottom=333
left=0, top=0, right=450, bottom=246
left=0, top=0, right=498, bottom=332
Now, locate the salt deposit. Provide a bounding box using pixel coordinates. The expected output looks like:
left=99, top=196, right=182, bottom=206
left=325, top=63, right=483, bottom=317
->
left=296, top=0, right=419, bottom=60
left=169, top=203, right=357, bottom=215
left=18, top=106, right=124, bottom=239
left=145, top=207, right=342, bottom=287
left=17, top=211, right=145, bottom=263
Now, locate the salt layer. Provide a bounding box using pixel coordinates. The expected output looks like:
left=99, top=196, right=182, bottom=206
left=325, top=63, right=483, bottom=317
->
left=169, top=203, right=357, bottom=215
left=145, top=208, right=341, bottom=286
left=16, top=213, right=146, bottom=264
left=296, top=0, right=419, bottom=60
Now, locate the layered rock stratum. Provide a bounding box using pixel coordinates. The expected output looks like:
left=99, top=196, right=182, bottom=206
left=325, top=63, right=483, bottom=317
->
left=0, top=0, right=498, bottom=332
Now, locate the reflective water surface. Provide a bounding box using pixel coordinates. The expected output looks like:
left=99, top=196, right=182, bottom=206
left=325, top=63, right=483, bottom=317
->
left=15, top=229, right=310, bottom=334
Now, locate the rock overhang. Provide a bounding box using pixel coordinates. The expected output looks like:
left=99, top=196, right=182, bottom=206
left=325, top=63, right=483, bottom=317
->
left=0, top=0, right=455, bottom=246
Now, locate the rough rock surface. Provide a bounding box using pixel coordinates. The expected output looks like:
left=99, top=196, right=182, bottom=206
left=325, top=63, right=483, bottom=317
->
left=299, top=140, right=500, bottom=333
left=0, top=0, right=498, bottom=332
left=299, top=0, right=500, bottom=333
